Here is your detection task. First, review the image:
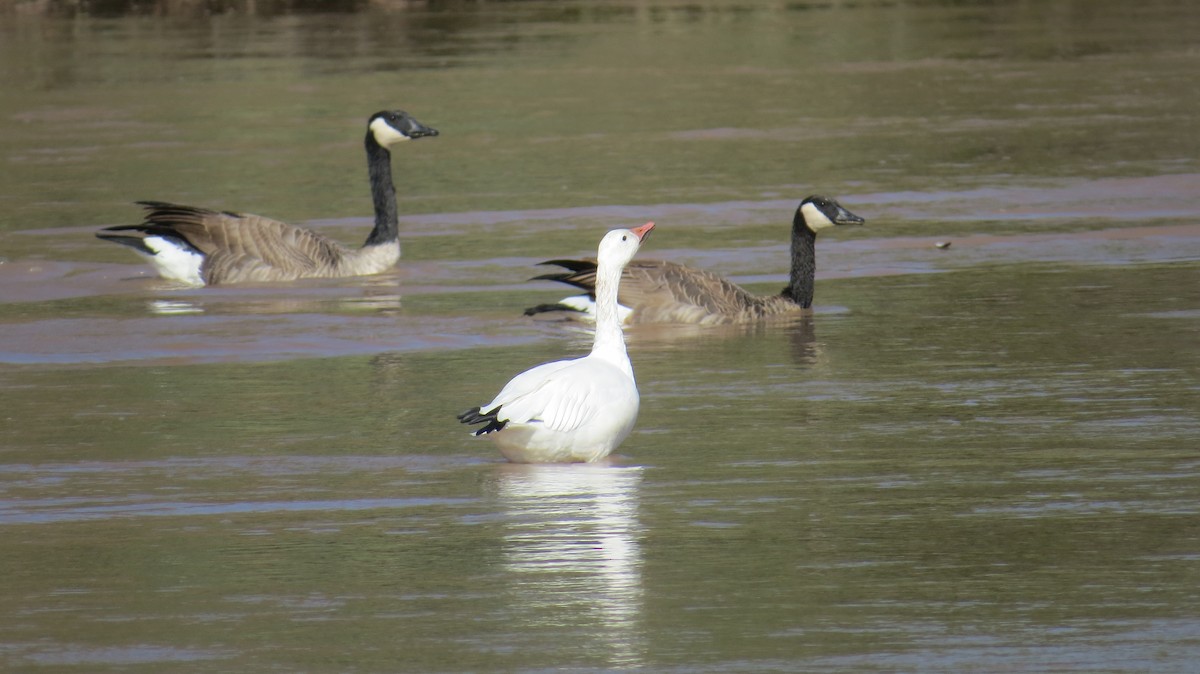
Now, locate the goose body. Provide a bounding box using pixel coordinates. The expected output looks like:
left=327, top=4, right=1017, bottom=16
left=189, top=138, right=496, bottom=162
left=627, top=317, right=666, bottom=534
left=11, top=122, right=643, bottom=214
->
left=459, top=222, right=655, bottom=463
left=96, top=110, right=438, bottom=286
left=525, top=195, right=864, bottom=325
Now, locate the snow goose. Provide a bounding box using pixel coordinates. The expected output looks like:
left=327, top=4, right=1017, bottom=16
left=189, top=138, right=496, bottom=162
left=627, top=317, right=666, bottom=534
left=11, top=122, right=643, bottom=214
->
left=524, top=195, right=864, bottom=325
left=95, top=109, right=438, bottom=285
left=458, top=221, right=655, bottom=463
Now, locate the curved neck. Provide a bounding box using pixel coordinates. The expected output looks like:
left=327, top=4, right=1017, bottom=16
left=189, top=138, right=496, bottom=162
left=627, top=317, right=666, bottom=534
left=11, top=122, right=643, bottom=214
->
left=362, top=134, right=398, bottom=247
left=590, top=259, right=631, bottom=373
left=781, top=226, right=817, bottom=308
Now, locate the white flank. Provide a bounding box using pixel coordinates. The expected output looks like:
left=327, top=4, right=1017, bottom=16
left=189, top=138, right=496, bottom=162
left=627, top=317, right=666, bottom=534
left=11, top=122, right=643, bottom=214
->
left=141, top=236, right=205, bottom=286
left=557, top=294, right=634, bottom=324
left=349, top=242, right=402, bottom=274
left=800, top=202, right=836, bottom=231
left=369, top=117, right=412, bottom=146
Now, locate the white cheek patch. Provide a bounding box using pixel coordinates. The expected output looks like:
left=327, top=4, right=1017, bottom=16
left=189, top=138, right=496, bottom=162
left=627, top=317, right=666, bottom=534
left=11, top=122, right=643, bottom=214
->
left=369, top=117, right=412, bottom=146
left=800, top=202, right=836, bottom=231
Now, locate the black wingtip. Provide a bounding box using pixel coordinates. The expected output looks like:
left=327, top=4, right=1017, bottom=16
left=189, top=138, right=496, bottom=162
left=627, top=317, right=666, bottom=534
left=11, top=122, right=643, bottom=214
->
left=457, top=406, right=507, bottom=436
left=456, top=406, right=482, bottom=423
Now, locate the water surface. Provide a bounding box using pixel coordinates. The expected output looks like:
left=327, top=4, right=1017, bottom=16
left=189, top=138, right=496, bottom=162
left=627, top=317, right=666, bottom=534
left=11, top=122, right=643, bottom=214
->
left=1, top=1, right=1199, bottom=672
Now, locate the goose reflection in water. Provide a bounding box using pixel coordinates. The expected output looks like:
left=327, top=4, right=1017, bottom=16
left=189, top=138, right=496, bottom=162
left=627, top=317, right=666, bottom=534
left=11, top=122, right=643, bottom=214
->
left=145, top=279, right=404, bottom=317
left=494, top=464, right=645, bottom=667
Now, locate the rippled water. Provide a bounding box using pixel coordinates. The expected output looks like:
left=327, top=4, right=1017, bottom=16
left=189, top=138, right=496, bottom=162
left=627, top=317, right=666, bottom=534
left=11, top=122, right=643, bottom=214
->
left=2, top=1, right=1199, bottom=672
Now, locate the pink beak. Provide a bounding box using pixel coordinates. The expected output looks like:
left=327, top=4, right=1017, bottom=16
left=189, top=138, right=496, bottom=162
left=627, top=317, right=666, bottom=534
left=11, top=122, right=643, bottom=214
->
left=630, top=221, right=655, bottom=241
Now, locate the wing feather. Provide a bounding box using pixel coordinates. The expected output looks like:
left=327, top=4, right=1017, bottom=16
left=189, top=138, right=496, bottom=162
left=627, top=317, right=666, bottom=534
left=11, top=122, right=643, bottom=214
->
left=480, top=359, right=577, bottom=419
left=532, top=258, right=770, bottom=324
left=114, top=202, right=352, bottom=283
left=479, top=357, right=633, bottom=434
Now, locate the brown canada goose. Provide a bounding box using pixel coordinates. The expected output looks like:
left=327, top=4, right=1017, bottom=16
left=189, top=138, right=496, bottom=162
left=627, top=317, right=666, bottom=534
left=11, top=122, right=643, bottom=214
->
left=95, top=109, right=438, bottom=285
left=523, top=195, right=864, bottom=325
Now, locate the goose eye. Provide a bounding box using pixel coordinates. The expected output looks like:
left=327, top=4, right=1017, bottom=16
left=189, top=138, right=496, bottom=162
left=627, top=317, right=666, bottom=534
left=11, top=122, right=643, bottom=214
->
left=621, top=235, right=627, bottom=241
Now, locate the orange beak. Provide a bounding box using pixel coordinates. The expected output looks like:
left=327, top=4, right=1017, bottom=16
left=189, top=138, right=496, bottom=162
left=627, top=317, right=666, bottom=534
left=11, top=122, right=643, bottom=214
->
left=630, top=221, right=655, bottom=242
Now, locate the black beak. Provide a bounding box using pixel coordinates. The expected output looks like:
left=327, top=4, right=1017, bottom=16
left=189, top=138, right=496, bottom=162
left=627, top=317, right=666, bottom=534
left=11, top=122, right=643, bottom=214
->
left=834, top=204, right=865, bottom=226
left=407, top=120, right=439, bottom=139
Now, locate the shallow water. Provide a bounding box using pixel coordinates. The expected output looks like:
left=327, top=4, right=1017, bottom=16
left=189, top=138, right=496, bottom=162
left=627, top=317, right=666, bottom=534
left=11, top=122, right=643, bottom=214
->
left=2, top=1, right=1200, bottom=672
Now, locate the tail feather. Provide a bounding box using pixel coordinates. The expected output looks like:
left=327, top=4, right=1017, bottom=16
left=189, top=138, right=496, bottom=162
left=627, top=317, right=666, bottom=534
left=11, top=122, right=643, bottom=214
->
left=530, top=259, right=598, bottom=293
left=94, top=230, right=156, bottom=255
left=529, top=273, right=595, bottom=293
left=135, top=200, right=236, bottom=220
left=457, top=406, right=507, bottom=436
left=536, top=259, right=598, bottom=273
left=524, top=258, right=603, bottom=319
left=523, top=302, right=586, bottom=317
left=95, top=200, right=224, bottom=254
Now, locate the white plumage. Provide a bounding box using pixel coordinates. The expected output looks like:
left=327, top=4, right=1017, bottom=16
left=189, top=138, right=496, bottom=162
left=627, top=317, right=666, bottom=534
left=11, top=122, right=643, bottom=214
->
left=140, top=235, right=205, bottom=285
left=459, top=222, right=655, bottom=463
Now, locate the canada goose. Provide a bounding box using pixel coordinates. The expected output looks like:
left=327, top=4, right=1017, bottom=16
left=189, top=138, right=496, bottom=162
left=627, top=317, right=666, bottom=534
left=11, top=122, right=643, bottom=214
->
left=458, top=222, right=655, bottom=463
left=95, top=109, right=438, bottom=285
left=524, top=195, right=864, bottom=325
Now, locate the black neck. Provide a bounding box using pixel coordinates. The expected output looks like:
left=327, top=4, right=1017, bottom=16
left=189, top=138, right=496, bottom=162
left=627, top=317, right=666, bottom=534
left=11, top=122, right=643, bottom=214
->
left=781, top=225, right=817, bottom=308
left=363, top=134, right=398, bottom=247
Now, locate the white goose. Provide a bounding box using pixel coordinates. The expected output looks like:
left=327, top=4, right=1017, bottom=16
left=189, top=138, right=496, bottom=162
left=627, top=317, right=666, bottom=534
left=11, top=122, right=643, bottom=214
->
left=458, top=221, right=655, bottom=463
left=95, top=109, right=438, bottom=286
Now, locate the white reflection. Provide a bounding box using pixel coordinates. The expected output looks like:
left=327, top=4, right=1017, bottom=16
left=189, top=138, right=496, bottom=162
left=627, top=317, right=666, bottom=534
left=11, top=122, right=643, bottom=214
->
left=495, top=464, right=645, bottom=667
left=339, top=293, right=402, bottom=312
left=148, top=299, right=203, bottom=315
left=148, top=297, right=205, bottom=314
left=146, top=289, right=402, bottom=317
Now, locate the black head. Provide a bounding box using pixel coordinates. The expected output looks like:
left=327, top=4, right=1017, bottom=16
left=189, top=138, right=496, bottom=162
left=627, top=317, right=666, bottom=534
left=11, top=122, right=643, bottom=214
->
left=367, top=109, right=439, bottom=146
left=794, top=195, right=865, bottom=234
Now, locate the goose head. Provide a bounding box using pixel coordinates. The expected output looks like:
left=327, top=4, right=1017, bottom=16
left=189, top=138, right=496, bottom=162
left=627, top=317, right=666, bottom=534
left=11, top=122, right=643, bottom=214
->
left=794, top=195, right=865, bottom=234
left=598, top=221, right=655, bottom=269
left=368, top=109, right=440, bottom=147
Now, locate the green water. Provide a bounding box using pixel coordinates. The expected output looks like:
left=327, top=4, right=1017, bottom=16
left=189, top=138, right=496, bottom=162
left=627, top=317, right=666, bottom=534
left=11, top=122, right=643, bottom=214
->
left=1, top=1, right=1199, bottom=671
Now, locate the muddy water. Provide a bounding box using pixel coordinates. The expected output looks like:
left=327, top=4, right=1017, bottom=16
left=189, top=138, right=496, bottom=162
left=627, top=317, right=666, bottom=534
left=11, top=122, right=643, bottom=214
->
left=2, top=1, right=1200, bottom=672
